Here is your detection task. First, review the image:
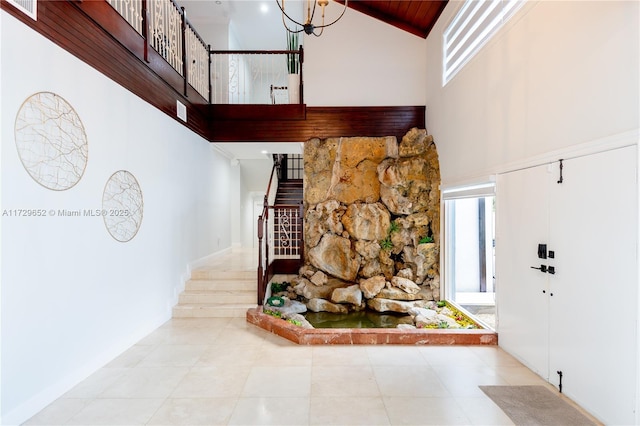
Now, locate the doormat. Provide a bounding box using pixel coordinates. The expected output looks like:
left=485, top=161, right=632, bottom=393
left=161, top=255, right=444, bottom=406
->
left=479, top=385, right=597, bottom=426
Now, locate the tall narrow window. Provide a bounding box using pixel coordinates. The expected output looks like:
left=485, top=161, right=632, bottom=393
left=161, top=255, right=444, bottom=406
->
left=443, top=183, right=496, bottom=329
left=443, top=0, right=524, bottom=85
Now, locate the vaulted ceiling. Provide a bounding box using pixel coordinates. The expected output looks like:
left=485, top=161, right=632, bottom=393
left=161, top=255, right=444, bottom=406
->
left=339, top=0, right=448, bottom=38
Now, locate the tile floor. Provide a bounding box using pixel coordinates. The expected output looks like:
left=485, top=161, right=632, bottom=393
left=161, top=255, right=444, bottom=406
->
left=23, top=249, right=595, bottom=425
left=25, top=316, right=566, bottom=426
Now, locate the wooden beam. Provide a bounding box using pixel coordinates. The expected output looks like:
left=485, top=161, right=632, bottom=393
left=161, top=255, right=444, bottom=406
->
left=209, top=106, right=426, bottom=142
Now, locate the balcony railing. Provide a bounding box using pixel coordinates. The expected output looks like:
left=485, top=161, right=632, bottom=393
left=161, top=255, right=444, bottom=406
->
left=106, top=0, right=303, bottom=104
left=210, top=50, right=303, bottom=104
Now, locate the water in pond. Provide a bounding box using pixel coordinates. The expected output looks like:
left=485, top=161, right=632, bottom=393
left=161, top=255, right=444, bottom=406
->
left=303, top=311, right=414, bottom=328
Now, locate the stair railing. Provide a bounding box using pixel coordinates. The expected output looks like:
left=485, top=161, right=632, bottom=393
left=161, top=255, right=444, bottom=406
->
left=257, top=160, right=304, bottom=305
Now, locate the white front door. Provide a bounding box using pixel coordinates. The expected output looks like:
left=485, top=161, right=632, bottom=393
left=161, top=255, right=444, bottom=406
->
left=547, top=146, right=638, bottom=424
left=496, top=163, right=553, bottom=379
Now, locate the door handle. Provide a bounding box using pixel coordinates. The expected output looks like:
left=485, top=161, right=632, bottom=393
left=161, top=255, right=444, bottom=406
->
left=531, top=264, right=547, bottom=273
left=531, top=265, right=556, bottom=274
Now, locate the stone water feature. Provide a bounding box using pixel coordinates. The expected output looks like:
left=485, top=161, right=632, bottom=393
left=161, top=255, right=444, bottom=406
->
left=275, top=128, right=445, bottom=326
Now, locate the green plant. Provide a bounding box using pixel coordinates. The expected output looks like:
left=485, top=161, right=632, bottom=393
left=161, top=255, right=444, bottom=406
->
left=271, top=282, right=289, bottom=294
left=286, top=32, right=299, bottom=74
left=389, top=220, right=399, bottom=234
left=419, top=235, right=434, bottom=244
left=437, top=321, right=450, bottom=329
left=263, top=309, right=282, bottom=318
left=287, top=318, right=302, bottom=326
left=436, top=300, right=446, bottom=308
left=380, top=236, right=393, bottom=251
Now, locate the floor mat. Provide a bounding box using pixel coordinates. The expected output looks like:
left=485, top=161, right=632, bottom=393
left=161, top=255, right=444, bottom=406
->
left=479, top=385, right=597, bottom=426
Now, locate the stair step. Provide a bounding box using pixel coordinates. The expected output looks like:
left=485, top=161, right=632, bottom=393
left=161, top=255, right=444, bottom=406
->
left=185, top=279, right=256, bottom=291
left=179, top=290, right=255, bottom=304
left=190, top=269, right=254, bottom=280
left=172, top=303, right=256, bottom=318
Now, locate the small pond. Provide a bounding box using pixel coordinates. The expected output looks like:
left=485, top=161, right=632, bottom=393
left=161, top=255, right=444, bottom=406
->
left=303, top=311, right=416, bottom=329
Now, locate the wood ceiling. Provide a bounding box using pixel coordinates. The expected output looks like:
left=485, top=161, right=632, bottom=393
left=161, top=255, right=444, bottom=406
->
left=337, top=0, right=449, bottom=39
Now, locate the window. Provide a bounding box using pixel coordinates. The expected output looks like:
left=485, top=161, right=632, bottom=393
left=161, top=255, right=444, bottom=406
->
left=443, top=0, right=524, bottom=85
left=443, top=183, right=496, bottom=329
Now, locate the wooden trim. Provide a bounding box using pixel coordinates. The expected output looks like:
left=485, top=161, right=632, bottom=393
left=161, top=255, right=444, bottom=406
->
left=209, top=106, right=426, bottom=142
left=211, top=104, right=306, bottom=121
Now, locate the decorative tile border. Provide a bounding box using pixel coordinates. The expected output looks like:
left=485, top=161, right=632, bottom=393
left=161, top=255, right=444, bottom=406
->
left=247, top=308, right=498, bottom=345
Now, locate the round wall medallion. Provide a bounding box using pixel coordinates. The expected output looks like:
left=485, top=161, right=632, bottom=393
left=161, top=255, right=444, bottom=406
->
left=102, top=170, right=144, bottom=242
left=14, top=92, right=88, bottom=190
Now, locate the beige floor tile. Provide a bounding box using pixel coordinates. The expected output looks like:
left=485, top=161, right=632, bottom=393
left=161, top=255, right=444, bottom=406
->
left=137, top=344, right=209, bottom=367
left=454, top=396, right=515, bottom=425
left=214, top=327, right=269, bottom=345
left=161, top=327, right=225, bottom=345
left=146, top=397, right=238, bottom=425
left=23, top=398, right=90, bottom=425
left=383, top=396, right=471, bottom=425
left=241, top=366, right=312, bottom=397
left=366, top=346, right=427, bottom=366
left=62, top=368, right=128, bottom=399
left=171, top=365, right=251, bottom=398
left=100, top=366, right=189, bottom=398
left=196, top=344, right=262, bottom=366
left=312, top=345, right=371, bottom=366
left=255, top=343, right=313, bottom=366
left=66, top=398, right=164, bottom=425
left=374, top=365, right=451, bottom=398
left=310, top=396, right=390, bottom=425
left=418, top=345, right=487, bottom=367
left=135, top=328, right=172, bottom=346
left=468, top=346, right=523, bottom=367
left=434, top=364, right=509, bottom=397
left=228, top=397, right=310, bottom=425
left=311, top=365, right=380, bottom=397
left=495, top=365, right=548, bottom=385
left=104, top=345, right=155, bottom=369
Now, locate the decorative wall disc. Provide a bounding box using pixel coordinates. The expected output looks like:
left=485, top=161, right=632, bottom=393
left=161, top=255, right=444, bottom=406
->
left=102, top=170, right=144, bottom=242
left=14, top=92, right=88, bottom=190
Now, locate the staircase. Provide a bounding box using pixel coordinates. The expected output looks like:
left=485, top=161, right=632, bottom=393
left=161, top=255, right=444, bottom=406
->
left=275, top=179, right=303, bottom=204
left=172, top=268, right=256, bottom=318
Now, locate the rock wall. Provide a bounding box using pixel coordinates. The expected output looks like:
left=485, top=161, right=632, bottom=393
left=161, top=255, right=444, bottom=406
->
left=292, top=128, right=441, bottom=314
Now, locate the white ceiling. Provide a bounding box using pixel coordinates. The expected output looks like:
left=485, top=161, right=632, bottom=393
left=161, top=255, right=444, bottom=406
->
left=214, top=141, right=303, bottom=160
left=177, top=0, right=304, bottom=50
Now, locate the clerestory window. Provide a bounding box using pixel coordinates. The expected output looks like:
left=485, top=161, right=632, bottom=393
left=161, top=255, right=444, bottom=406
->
left=443, top=0, right=525, bottom=85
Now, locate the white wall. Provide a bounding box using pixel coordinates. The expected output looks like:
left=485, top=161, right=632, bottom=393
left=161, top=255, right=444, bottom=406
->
left=0, top=12, right=230, bottom=424
left=425, top=1, right=639, bottom=422
left=304, top=4, right=428, bottom=106
left=426, top=0, right=639, bottom=186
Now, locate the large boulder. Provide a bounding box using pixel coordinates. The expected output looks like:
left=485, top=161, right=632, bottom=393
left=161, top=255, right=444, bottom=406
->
left=331, top=285, right=363, bottom=306
left=377, top=287, right=431, bottom=301
left=359, top=276, right=386, bottom=299
left=398, top=128, right=432, bottom=158
left=308, top=234, right=361, bottom=281
left=354, top=240, right=381, bottom=260
left=367, top=298, right=429, bottom=313
left=341, top=203, right=391, bottom=241
left=390, top=276, right=421, bottom=294
left=304, top=138, right=339, bottom=205
left=307, top=298, right=349, bottom=313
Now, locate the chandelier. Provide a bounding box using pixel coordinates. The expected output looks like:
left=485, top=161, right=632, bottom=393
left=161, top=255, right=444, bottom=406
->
left=276, top=0, right=348, bottom=36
